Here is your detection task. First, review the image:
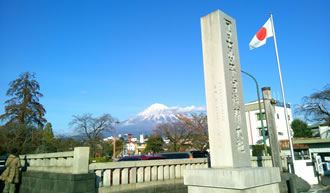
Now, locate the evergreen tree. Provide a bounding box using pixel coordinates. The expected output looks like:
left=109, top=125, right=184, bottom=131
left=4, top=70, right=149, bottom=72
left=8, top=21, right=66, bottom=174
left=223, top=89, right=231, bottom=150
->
left=41, top=122, right=56, bottom=152
left=0, top=72, right=46, bottom=154
left=0, top=72, right=46, bottom=127
left=144, top=135, right=164, bottom=154
left=291, top=119, right=312, bottom=138
left=43, top=122, right=54, bottom=139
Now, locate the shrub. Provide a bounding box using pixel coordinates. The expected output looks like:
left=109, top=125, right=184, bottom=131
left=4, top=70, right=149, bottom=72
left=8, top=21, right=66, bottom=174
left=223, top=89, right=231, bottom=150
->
left=89, top=157, right=110, bottom=163
left=252, top=144, right=271, bottom=156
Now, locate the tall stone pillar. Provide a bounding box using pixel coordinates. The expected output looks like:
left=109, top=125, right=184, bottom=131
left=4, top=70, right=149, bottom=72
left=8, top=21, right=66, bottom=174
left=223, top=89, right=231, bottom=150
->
left=262, top=87, right=283, bottom=171
left=184, top=10, right=281, bottom=193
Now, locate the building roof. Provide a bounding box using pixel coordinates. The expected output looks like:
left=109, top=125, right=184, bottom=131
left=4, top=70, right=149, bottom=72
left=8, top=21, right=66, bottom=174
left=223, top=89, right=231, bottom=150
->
left=280, top=138, right=330, bottom=149
left=245, top=100, right=291, bottom=112
left=321, top=120, right=330, bottom=126
left=280, top=140, right=308, bottom=149
left=294, top=138, right=330, bottom=144
left=308, top=120, right=330, bottom=128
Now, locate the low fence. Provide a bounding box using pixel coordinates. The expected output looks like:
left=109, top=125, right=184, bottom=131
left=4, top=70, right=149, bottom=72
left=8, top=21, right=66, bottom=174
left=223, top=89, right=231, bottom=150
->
left=90, top=158, right=208, bottom=187
left=90, top=156, right=287, bottom=192
left=19, top=147, right=89, bottom=174
left=251, top=155, right=288, bottom=171
left=14, top=148, right=287, bottom=193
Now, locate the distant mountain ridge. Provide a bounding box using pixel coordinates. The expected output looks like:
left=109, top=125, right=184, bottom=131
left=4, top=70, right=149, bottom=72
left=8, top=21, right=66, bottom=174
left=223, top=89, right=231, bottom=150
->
left=105, top=103, right=205, bottom=137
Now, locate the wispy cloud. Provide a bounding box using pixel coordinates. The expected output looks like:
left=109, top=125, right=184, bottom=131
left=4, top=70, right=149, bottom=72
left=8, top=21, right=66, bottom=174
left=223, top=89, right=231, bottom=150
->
left=169, top=105, right=206, bottom=114
left=80, top=90, right=88, bottom=95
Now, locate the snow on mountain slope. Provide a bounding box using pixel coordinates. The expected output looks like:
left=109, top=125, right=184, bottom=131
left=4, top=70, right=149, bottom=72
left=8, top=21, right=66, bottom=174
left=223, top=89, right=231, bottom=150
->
left=113, top=103, right=205, bottom=136
left=123, top=103, right=177, bottom=125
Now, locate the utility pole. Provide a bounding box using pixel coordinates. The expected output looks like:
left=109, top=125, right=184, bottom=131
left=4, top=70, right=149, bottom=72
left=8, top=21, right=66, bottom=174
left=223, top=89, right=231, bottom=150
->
left=112, top=120, right=120, bottom=162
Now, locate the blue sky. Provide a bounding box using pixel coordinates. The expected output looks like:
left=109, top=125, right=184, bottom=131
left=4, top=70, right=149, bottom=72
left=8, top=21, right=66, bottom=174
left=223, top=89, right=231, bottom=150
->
left=0, top=0, right=329, bottom=135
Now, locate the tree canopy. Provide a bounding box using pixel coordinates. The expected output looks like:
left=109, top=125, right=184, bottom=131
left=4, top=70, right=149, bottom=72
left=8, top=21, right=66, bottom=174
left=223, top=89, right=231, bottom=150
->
left=291, top=119, right=313, bottom=138
left=154, top=117, right=193, bottom=152
left=43, top=122, right=54, bottom=139
left=70, top=113, right=115, bottom=156
left=296, top=84, right=330, bottom=124
left=0, top=72, right=46, bottom=127
left=40, top=122, right=56, bottom=152
left=154, top=113, right=208, bottom=152
left=144, top=135, right=164, bottom=154
left=179, top=113, right=208, bottom=151
left=0, top=72, right=48, bottom=154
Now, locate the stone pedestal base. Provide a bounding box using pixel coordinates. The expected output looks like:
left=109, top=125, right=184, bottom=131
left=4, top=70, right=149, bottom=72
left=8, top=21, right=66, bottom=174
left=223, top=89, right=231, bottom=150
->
left=184, top=167, right=281, bottom=193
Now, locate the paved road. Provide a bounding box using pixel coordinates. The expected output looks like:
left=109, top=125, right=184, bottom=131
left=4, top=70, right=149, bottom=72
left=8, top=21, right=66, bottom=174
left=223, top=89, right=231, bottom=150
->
left=303, top=185, right=330, bottom=193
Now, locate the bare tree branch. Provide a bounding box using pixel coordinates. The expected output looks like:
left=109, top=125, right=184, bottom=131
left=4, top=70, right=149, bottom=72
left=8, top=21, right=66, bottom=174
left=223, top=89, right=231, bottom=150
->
left=70, top=113, right=115, bottom=155
left=296, top=84, right=330, bottom=123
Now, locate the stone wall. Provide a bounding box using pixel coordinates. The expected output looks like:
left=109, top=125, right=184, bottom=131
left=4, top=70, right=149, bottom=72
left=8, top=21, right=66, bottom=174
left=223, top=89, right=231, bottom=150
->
left=19, top=171, right=95, bottom=193
left=98, top=179, right=187, bottom=193
left=17, top=147, right=94, bottom=193
left=108, top=184, right=187, bottom=193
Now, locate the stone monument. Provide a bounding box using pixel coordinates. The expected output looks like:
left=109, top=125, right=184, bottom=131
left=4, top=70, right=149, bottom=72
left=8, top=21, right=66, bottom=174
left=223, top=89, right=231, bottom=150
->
left=184, top=10, right=281, bottom=193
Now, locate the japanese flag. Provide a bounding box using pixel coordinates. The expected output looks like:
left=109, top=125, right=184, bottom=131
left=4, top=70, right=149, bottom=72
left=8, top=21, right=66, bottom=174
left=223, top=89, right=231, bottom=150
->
left=249, top=18, right=273, bottom=50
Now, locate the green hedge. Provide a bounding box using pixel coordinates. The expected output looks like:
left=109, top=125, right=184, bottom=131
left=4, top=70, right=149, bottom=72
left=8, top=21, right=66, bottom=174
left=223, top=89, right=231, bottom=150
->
left=89, top=157, right=111, bottom=163
left=252, top=145, right=271, bottom=156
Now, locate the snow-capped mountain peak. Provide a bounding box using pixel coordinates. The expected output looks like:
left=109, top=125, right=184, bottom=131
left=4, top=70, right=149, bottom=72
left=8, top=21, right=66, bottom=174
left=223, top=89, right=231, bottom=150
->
left=138, top=103, right=169, bottom=117
left=113, top=103, right=206, bottom=136
left=125, top=103, right=177, bottom=125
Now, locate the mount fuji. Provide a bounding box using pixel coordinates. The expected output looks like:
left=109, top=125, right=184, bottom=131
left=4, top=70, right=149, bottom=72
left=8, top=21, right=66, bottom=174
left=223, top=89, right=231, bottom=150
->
left=108, top=103, right=205, bottom=136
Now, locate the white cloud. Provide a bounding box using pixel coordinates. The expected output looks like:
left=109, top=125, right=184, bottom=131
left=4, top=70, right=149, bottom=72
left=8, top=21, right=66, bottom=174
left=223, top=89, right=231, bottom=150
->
left=80, top=90, right=88, bottom=94
left=169, top=105, right=206, bottom=114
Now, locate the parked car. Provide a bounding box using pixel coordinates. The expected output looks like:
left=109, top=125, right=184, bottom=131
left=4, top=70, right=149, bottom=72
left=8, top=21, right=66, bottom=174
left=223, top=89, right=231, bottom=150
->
left=157, top=151, right=209, bottom=159
left=157, top=152, right=193, bottom=159
left=118, top=155, right=165, bottom=162
left=190, top=151, right=209, bottom=158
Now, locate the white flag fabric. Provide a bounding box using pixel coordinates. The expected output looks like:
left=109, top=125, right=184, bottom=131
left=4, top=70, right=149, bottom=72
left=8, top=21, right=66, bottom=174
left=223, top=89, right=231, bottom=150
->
left=249, top=18, right=273, bottom=50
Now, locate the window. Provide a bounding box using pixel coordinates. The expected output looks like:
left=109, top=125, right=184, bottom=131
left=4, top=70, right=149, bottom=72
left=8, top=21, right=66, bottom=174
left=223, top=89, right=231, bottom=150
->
left=256, top=112, right=266, bottom=121
left=277, top=114, right=280, bottom=119
left=288, top=115, right=291, bottom=120
left=258, top=127, right=268, bottom=136
left=294, top=149, right=310, bottom=160
left=278, top=132, right=284, bottom=136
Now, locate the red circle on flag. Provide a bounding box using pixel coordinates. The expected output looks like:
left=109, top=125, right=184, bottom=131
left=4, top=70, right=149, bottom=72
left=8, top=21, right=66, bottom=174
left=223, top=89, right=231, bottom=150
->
left=256, top=27, right=267, bottom=41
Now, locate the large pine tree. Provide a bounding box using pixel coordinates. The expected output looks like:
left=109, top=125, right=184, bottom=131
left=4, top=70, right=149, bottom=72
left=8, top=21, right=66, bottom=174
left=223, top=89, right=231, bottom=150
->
left=0, top=72, right=47, bottom=127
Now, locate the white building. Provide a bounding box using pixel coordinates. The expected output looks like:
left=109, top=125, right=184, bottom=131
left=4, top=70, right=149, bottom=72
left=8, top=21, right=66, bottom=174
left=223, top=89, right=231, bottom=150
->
left=309, top=121, right=330, bottom=139
left=103, top=136, right=114, bottom=142
left=245, top=100, right=293, bottom=146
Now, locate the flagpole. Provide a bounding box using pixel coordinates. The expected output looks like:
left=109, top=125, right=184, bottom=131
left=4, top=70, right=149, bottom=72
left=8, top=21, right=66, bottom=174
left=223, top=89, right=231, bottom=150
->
left=270, top=13, right=295, bottom=173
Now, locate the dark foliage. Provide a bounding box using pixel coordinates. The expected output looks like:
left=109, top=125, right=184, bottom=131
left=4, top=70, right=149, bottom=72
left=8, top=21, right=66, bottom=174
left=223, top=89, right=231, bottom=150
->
left=252, top=144, right=271, bottom=156
left=291, top=119, right=312, bottom=138
left=144, top=135, right=165, bottom=154
left=0, top=72, right=46, bottom=127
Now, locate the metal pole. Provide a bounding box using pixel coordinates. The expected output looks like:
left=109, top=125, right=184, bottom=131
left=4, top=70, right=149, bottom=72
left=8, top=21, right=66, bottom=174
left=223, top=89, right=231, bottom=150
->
left=241, top=70, right=268, bottom=154
left=113, top=120, right=120, bottom=162
left=270, top=13, right=295, bottom=173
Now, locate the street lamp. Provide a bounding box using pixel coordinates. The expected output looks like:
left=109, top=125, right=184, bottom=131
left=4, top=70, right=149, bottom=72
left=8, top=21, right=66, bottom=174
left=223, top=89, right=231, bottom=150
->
left=241, top=70, right=268, bottom=154
left=113, top=120, right=120, bottom=162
